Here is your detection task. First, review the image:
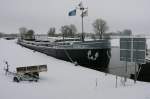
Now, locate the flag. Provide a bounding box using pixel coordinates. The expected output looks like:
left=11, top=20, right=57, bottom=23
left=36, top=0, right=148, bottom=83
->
left=81, top=10, right=88, bottom=17
left=68, top=9, right=76, bottom=16
left=78, top=2, right=83, bottom=8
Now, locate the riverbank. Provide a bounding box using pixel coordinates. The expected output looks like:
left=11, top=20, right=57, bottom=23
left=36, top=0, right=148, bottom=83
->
left=0, top=38, right=150, bottom=99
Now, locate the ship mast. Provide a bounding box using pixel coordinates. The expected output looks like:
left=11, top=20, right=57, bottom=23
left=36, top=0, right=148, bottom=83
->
left=69, top=1, right=88, bottom=42
left=78, top=1, right=88, bottom=42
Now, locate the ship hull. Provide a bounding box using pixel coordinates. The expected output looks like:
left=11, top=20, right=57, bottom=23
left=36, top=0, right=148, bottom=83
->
left=136, top=62, right=150, bottom=82
left=18, top=40, right=111, bottom=71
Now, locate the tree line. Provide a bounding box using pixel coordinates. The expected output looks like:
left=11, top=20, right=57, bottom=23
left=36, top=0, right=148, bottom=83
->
left=47, top=18, right=110, bottom=39
left=19, top=18, right=110, bottom=40
left=0, top=18, right=132, bottom=39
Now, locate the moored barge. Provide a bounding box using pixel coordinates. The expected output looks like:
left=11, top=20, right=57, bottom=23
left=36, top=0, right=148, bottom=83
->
left=17, top=38, right=111, bottom=71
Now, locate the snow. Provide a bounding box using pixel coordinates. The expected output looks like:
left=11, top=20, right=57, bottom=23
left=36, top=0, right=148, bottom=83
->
left=147, top=39, right=150, bottom=49
left=0, top=39, right=150, bottom=99
left=110, top=39, right=120, bottom=47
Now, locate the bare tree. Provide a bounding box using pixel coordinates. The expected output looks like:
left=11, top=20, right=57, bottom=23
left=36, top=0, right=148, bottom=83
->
left=27, top=30, right=34, bottom=35
left=92, top=18, right=109, bottom=39
left=25, top=29, right=35, bottom=40
left=19, top=27, right=27, bottom=39
left=19, top=27, right=27, bottom=34
left=60, top=24, right=77, bottom=39
left=0, top=32, right=4, bottom=38
left=47, top=27, right=56, bottom=37
left=122, top=29, right=132, bottom=36
left=69, top=24, right=77, bottom=37
left=60, top=25, right=70, bottom=40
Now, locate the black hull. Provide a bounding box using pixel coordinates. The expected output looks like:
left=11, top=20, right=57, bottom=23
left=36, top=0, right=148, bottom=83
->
left=136, top=62, right=150, bottom=82
left=18, top=41, right=111, bottom=71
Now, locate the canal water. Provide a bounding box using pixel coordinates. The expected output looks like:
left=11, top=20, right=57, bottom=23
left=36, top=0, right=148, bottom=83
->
left=108, top=38, right=150, bottom=77
left=108, top=47, right=135, bottom=77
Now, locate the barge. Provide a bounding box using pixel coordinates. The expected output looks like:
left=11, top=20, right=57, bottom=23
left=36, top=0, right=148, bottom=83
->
left=17, top=38, right=111, bottom=71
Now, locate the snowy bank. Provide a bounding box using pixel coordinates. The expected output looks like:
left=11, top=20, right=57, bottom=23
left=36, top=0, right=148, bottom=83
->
left=0, top=39, right=150, bottom=99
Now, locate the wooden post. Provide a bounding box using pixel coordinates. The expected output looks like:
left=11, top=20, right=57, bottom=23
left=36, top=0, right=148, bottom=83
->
left=134, top=63, right=137, bottom=84
left=5, top=61, right=9, bottom=75
left=95, top=78, right=98, bottom=87
left=115, top=75, right=118, bottom=88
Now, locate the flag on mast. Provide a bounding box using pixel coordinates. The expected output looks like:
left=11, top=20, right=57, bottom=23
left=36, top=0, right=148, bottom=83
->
left=81, top=10, right=88, bottom=17
left=68, top=9, right=76, bottom=16
left=78, top=1, right=83, bottom=8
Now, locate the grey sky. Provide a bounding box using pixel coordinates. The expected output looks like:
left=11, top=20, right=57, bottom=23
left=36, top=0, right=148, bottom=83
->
left=0, top=0, right=150, bottom=35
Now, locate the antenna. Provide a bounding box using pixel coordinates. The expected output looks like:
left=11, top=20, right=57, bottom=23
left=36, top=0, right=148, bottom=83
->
left=78, top=1, right=88, bottom=42
left=70, top=1, right=88, bottom=42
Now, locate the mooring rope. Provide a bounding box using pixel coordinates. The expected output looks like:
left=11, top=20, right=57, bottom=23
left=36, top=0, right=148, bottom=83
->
left=136, top=65, right=142, bottom=79
left=63, top=49, right=78, bottom=66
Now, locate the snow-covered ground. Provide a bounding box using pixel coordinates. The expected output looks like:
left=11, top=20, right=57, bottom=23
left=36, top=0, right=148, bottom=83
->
left=0, top=39, right=150, bottom=99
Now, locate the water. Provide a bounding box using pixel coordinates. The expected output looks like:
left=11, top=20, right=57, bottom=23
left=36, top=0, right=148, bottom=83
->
left=108, top=47, right=150, bottom=78
left=107, top=38, right=150, bottom=77
left=108, top=47, right=136, bottom=77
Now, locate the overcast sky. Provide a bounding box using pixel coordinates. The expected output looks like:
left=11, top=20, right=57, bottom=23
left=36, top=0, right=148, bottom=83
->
left=0, top=0, right=150, bottom=35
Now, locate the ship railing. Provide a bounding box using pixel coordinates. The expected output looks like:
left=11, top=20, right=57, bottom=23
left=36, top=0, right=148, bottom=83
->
left=21, top=40, right=55, bottom=47
left=21, top=39, right=111, bottom=49
left=54, top=44, right=73, bottom=49
left=73, top=40, right=111, bottom=49
left=54, top=39, right=111, bottom=49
